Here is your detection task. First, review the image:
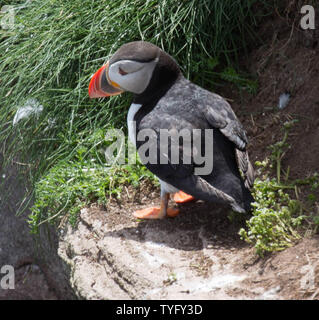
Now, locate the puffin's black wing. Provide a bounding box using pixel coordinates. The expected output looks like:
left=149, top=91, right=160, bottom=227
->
left=204, top=92, right=247, bottom=150
left=203, top=91, right=254, bottom=189
left=140, top=139, right=241, bottom=211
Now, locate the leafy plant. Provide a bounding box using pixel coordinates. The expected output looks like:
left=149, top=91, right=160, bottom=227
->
left=220, top=66, right=258, bottom=95
left=268, top=120, right=297, bottom=184
left=239, top=175, right=304, bottom=256
left=239, top=121, right=318, bottom=256
left=29, top=157, right=157, bottom=234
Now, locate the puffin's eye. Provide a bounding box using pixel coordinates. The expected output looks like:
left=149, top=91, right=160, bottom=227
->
left=118, top=67, right=128, bottom=76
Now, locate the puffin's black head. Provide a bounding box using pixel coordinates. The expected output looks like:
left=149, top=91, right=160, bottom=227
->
left=88, top=41, right=181, bottom=101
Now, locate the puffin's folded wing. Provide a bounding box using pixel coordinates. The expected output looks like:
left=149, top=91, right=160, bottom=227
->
left=203, top=93, right=254, bottom=189
left=145, top=140, right=195, bottom=180
left=204, top=93, right=248, bottom=151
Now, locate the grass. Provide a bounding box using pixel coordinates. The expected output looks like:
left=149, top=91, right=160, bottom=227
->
left=0, top=0, right=269, bottom=228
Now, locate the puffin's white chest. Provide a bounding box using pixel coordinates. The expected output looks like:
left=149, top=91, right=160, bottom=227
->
left=127, top=103, right=142, bottom=146
left=127, top=103, right=178, bottom=197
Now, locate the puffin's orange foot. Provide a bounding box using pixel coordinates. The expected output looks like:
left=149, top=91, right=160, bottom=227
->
left=133, top=207, right=180, bottom=219
left=133, top=207, right=161, bottom=219
left=173, top=191, right=196, bottom=204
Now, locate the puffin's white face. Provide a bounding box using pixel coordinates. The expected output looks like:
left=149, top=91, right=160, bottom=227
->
left=88, top=57, right=159, bottom=98
left=108, top=59, right=158, bottom=94
left=89, top=41, right=179, bottom=99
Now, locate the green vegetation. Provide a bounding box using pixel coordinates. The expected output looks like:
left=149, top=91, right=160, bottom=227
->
left=29, top=158, right=157, bottom=234
left=239, top=121, right=319, bottom=256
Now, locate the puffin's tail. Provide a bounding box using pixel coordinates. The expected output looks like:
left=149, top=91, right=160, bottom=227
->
left=243, top=185, right=255, bottom=213
left=230, top=181, right=254, bottom=213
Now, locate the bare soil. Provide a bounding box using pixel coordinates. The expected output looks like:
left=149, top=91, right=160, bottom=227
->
left=236, top=16, right=319, bottom=181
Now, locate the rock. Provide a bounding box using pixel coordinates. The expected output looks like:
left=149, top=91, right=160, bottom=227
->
left=0, top=159, right=75, bottom=299
left=57, top=204, right=251, bottom=299
left=56, top=201, right=319, bottom=300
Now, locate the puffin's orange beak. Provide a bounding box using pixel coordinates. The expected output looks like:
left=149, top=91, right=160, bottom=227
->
left=88, top=61, right=123, bottom=98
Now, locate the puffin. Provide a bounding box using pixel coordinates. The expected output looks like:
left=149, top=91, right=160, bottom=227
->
left=88, top=41, right=254, bottom=219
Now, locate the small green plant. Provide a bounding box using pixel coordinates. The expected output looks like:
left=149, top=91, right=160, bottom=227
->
left=191, top=58, right=258, bottom=94
left=28, top=157, right=157, bottom=234
left=239, top=176, right=304, bottom=256
left=239, top=120, right=318, bottom=256
left=220, top=66, right=258, bottom=95
left=268, top=120, right=297, bottom=184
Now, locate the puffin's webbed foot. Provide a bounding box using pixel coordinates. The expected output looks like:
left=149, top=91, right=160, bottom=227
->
left=132, top=193, right=179, bottom=219
left=133, top=207, right=179, bottom=219
left=173, top=190, right=196, bottom=204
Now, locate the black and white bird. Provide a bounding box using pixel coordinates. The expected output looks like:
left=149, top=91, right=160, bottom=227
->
left=89, top=41, right=254, bottom=219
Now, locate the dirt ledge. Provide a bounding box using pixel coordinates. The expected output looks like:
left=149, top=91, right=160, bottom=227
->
left=57, top=193, right=319, bottom=300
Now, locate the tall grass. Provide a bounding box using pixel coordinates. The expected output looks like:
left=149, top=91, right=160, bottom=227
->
left=0, top=0, right=270, bottom=226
